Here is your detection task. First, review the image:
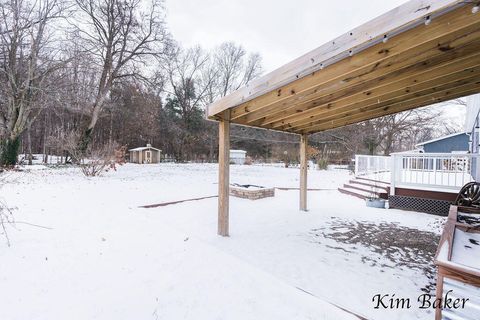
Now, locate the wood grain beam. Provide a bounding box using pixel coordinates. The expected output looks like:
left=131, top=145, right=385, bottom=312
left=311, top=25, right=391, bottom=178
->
left=288, top=66, right=480, bottom=132
left=300, top=80, right=480, bottom=133
left=300, top=83, right=480, bottom=134
left=230, top=6, right=480, bottom=123
left=300, top=134, right=308, bottom=211
left=264, top=51, right=480, bottom=130
left=240, top=25, right=480, bottom=126
left=218, top=111, right=230, bottom=237
left=207, top=0, right=469, bottom=118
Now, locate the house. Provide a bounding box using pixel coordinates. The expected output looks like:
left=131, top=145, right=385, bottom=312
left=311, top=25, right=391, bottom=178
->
left=466, top=94, right=480, bottom=154
left=230, top=150, right=246, bottom=165
left=415, top=132, right=469, bottom=153
left=129, top=144, right=161, bottom=164
left=342, top=94, right=480, bottom=216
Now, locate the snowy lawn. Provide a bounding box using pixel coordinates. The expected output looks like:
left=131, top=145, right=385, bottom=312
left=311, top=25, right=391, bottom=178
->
left=0, top=163, right=444, bottom=320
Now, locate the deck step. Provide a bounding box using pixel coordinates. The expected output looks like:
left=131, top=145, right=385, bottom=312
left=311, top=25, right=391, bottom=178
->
left=349, top=179, right=389, bottom=191
left=339, top=176, right=390, bottom=200
left=354, top=176, right=390, bottom=187
left=343, top=184, right=387, bottom=195
left=338, top=187, right=370, bottom=200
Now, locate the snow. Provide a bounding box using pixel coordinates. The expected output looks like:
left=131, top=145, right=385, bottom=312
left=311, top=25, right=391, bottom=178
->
left=452, top=228, right=480, bottom=270
left=231, top=183, right=269, bottom=190
left=0, top=163, right=445, bottom=320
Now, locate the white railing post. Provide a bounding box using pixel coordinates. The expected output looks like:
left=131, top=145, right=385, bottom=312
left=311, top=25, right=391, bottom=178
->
left=354, top=154, right=359, bottom=176
left=390, top=154, right=396, bottom=196
left=475, top=156, right=480, bottom=182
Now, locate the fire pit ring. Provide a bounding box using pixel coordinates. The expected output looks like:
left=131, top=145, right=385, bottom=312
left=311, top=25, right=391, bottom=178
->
left=230, top=183, right=275, bottom=200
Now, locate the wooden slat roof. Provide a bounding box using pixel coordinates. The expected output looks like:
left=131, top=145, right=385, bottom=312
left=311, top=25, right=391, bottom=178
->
left=207, top=0, right=480, bottom=134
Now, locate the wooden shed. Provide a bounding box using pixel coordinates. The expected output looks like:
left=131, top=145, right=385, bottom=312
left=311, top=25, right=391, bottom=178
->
left=129, top=144, right=161, bottom=164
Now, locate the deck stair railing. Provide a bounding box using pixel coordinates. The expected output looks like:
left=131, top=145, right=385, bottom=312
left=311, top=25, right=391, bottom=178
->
left=354, top=155, right=391, bottom=177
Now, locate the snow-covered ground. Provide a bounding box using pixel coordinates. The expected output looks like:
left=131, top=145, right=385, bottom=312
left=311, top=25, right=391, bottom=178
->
left=0, top=163, right=445, bottom=320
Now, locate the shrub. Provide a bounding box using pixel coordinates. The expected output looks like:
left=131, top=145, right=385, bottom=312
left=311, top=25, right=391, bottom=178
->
left=317, top=158, right=328, bottom=170
left=0, top=137, right=20, bottom=167
left=62, top=132, right=127, bottom=177
left=78, top=144, right=127, bottom=177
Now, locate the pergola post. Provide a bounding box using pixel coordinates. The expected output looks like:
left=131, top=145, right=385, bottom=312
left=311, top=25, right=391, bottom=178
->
left=218, top=111, right=230, bottom=236
left=300, top=133, right=308, bottom=211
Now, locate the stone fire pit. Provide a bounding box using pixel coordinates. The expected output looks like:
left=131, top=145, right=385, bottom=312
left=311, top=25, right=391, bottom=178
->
left=230, top=183, right=275, bottom=200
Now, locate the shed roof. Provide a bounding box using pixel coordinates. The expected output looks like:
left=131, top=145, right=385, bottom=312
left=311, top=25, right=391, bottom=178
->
left=128, top=146, right=162, bottom=152
left=207, top=0, right=480, bottom=134
left=230, top=149, right=247, bottom=154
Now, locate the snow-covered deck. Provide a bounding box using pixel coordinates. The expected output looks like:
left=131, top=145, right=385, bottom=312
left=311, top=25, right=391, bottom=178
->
left=0, top=164, right=445, bottom=320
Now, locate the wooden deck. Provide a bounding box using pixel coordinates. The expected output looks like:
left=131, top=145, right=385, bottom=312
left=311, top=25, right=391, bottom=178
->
left=207, top=0, right=480, bottom=236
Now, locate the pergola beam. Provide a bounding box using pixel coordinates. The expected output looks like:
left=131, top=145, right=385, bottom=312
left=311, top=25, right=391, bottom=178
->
left=266, top=51, right=480, bottom=130
left=218, top=111, right=230, bottom=237
left=228, top=5, right=479, bottom=124
left=291, top=70, right=480, bottom=132
left=300, top=134, right=308, bottom=211
left=301, top=84, right=480, bottom=133
left=207, top=0, right=467, bottom=119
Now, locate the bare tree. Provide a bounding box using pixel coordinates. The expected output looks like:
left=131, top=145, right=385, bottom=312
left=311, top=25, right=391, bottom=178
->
left=322, top=106, right=445, bottom=157
left=378, top=109, right=441, bottom=155
left=207, top=42, right=262, bottom=101
left=73, top=0, right=171, bottom=152
left=201, top=42, right=262, bottom=161
left=163, top=45, right=216, bottom=160
left=0, top=0, right=67, bottom=165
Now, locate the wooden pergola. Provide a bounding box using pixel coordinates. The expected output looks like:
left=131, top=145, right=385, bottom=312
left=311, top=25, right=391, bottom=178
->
left=207, top=0, right=480, bottom=236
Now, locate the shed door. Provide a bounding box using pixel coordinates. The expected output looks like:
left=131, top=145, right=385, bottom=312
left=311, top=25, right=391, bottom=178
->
left=146, top=151, right=151, bottom=163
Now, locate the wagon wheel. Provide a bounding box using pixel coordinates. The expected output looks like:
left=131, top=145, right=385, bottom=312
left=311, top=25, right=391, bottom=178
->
left=455, top=182, right=480, bottom=208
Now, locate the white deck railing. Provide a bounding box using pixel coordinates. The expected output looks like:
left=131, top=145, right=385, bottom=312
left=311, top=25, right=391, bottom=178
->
left=391, top=153, right=480, bottom=194
left=354, top=153, right=480, bottom=195
left=354, top=154, right=391, bottom=176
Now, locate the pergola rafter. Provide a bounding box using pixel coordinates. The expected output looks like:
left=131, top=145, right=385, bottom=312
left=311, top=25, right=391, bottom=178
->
left=207, top=0, right=480, bottom=236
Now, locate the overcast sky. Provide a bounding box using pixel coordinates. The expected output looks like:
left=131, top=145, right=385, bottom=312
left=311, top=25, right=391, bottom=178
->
left=165, top=0, right=466, bottom=129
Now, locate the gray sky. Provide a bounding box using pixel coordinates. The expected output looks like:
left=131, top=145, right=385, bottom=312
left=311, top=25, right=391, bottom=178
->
left=166, top=0, right=407, bottom=72
left=165, top=0, right=465, bottom=129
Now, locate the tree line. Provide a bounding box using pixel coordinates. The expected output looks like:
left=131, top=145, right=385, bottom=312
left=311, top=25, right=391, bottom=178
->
left=0, top=0, right=459, bottom=167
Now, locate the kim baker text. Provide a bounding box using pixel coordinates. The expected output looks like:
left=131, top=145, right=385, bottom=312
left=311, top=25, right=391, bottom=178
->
left=372, top=290, right=469, bottom=309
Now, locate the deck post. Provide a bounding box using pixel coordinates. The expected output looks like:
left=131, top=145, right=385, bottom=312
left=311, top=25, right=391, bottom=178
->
left=300, top=133, right=308, bottom=211
left=390, top=154, right=396, bottom=196
left=354, top=154, right=359, bottom=177
left=218, top=111, right=230, bottom=236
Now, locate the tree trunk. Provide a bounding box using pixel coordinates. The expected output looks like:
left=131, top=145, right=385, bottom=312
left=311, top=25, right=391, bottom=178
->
left=209, top=136, right=214, bottom=163
left=78, top=128, right=93, bottom=155
left=43, top=112, right=48, bottom=164
left=383, top=133, right=394, bottom=156
left=78, top=88, right=110, bottom=153
left=109, top=109, right=114, bottom=147
left=0, top=136, right=21, bottom=166
left=27, top=128, right=33, bottom=165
